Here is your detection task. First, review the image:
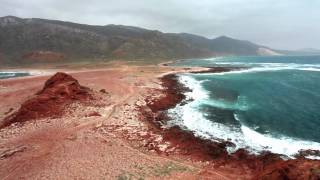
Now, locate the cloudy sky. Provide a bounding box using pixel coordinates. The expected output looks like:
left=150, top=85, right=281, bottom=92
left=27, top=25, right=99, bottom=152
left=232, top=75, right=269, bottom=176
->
left=1, top=0, right=319, bottom=50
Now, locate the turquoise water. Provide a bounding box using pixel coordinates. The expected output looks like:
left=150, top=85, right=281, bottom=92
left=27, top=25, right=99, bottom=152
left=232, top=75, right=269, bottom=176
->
left=169, top=56, right=320, bottom=158
left=0, top=72, right=30, bottom=79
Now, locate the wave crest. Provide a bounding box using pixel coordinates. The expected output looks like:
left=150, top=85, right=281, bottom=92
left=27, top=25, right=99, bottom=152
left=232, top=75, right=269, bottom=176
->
left=167, top=74, right=320, bottom=159
left=208, top=62, right=320, bottom=75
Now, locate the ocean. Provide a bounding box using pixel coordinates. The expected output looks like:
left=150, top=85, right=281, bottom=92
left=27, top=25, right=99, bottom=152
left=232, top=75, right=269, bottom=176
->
left=170, top=55, right=320, bottom=159
left=0, top=72, right=31, bottom=79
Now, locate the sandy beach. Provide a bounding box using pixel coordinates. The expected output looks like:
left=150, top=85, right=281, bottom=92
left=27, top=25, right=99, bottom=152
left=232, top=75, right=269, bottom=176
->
left=0, top=64, right=319, bottom=179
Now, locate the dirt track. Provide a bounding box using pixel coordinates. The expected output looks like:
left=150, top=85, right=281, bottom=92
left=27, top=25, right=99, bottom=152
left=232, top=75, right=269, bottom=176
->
left=0, top=65, right=235, bottom=179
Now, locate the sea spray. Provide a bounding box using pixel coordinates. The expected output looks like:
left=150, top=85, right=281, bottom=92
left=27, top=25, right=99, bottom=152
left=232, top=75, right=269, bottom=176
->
left=169, top=55, right=320, bottom=159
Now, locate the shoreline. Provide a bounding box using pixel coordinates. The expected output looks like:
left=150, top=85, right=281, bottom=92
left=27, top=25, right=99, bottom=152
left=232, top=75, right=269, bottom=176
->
left=1, top=65, right=238, bottom=179
left=139, top=69, right=320, bottom=179
left=0, top=64, right=319, bottom=179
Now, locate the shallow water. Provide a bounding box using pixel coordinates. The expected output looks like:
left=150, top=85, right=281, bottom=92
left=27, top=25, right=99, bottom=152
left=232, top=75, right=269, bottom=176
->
left=0, top=72, right=31, bottom=79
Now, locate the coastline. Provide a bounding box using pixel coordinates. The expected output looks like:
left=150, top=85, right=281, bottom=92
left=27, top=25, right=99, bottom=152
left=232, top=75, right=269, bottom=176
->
left=139, top=68, right=320, bottom=179
left=0, top=64, right=234, bottom=179
left=0, top=64, right=319, bottom=179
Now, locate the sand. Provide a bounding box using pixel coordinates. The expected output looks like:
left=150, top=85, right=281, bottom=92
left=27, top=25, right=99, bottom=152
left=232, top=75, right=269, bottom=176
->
left=0, top=65, right=234, bottom=179
left=0, top=64, right=319, bottom=180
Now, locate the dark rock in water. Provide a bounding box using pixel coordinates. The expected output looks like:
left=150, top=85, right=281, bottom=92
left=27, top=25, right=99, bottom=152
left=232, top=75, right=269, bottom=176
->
left=190, top=67, right=243, bottom=74
left=0, top=72, right=92, bottom=128
left=296, top=149, right=320, bottom=158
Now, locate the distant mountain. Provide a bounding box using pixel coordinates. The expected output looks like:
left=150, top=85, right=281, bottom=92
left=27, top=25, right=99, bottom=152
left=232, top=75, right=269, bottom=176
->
left=295, top=48, right=320, bottom=55
left=0, top=16, right=281, bottom=66
left=278, top=48, right=320, bottom=56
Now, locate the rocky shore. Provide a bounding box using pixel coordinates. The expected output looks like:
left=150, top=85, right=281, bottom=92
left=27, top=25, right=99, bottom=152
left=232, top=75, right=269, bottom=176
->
left=0, top=65, right=319, bottom=179
left=139, top=72, right=320, bottom=179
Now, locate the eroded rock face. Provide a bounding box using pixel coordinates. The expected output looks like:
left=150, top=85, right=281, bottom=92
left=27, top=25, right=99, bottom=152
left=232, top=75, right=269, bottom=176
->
left=146, top=74, right=188, bottom=113
left=141, top=74, right=320, bottom=179
left=254, top=159, right=320, bottom=180
left=1, top=72, right=92, bottom=128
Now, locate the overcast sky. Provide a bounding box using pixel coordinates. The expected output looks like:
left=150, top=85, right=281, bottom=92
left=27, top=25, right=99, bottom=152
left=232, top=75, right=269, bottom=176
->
left=1, top=0, right=319, bottom=50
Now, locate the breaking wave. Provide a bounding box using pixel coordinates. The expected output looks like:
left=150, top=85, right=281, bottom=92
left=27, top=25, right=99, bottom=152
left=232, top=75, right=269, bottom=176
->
left=0, top=72, right=31, bottom=79
left=207, top=62, right=320, bottom=75
left=167, top=74, right=320, bottom=159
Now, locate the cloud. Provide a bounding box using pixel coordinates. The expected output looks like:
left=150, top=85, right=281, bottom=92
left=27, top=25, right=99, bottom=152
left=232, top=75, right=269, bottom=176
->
left=1, top=0, right=319, bottom=49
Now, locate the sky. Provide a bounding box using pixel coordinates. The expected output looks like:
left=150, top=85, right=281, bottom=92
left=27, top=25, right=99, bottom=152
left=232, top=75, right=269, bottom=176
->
left=1, top=0, right=320, bottom=50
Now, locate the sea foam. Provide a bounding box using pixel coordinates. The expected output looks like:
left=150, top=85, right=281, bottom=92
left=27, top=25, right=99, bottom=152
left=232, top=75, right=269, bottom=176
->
left=168, top=74, right=320, bottom=159
left=207, top=62, right=320, bottom=75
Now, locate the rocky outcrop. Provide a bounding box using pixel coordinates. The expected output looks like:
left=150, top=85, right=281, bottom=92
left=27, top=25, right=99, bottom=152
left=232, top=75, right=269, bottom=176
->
left=254, top=159, right=320, bottom=180
left=146, top=74, right=188, bottom=113
left=140, top=73, right=320, bottom=179
left=0, top=72, right=92, bottom=128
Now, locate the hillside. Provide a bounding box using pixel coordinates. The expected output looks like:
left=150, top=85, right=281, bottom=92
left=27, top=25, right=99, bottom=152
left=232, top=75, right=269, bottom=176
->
left=0, top=16, right=280, bottom=66
left=278, top=48, right=320, bottom=56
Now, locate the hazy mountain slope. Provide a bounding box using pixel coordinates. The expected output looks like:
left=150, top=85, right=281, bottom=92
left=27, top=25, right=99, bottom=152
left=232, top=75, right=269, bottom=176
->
left=0, top=16, right=280, bottom=65
left=278, top=48, right=320, bottom=56
left=0, top=16, right=111, bottom=65
left=209, top=36, right=262, bottom=55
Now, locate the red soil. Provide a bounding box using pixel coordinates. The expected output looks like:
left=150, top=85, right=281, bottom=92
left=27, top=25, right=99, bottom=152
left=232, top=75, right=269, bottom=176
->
left=140, top=73, right=320, bottom=179
left=0, top=72, right=92, bottom=128
left=254, top=158, right=320, bottom=179
left=1, top=67, right=319, bottom=179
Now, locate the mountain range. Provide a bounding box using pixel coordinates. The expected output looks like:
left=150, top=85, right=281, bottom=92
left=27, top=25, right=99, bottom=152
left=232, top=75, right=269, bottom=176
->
left=0, top=16, right=290, bottom=66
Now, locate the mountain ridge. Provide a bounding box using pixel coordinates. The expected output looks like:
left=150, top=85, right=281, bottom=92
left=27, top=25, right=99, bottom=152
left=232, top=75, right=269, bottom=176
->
left=0, top=16, right=281, bottom=66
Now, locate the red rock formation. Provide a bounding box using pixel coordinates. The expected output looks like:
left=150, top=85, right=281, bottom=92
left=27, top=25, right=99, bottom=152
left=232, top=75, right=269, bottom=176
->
left=162, top=126, right=229, bottom=160
left=1, top=72, right=92, bottom=128
left=146, top=74, right=188, bottom=113
left=254, top=159, right=320, bottom=180
left=85, top=111, right=101, bottom=117
left=140, top=73, right=320, bottom=179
